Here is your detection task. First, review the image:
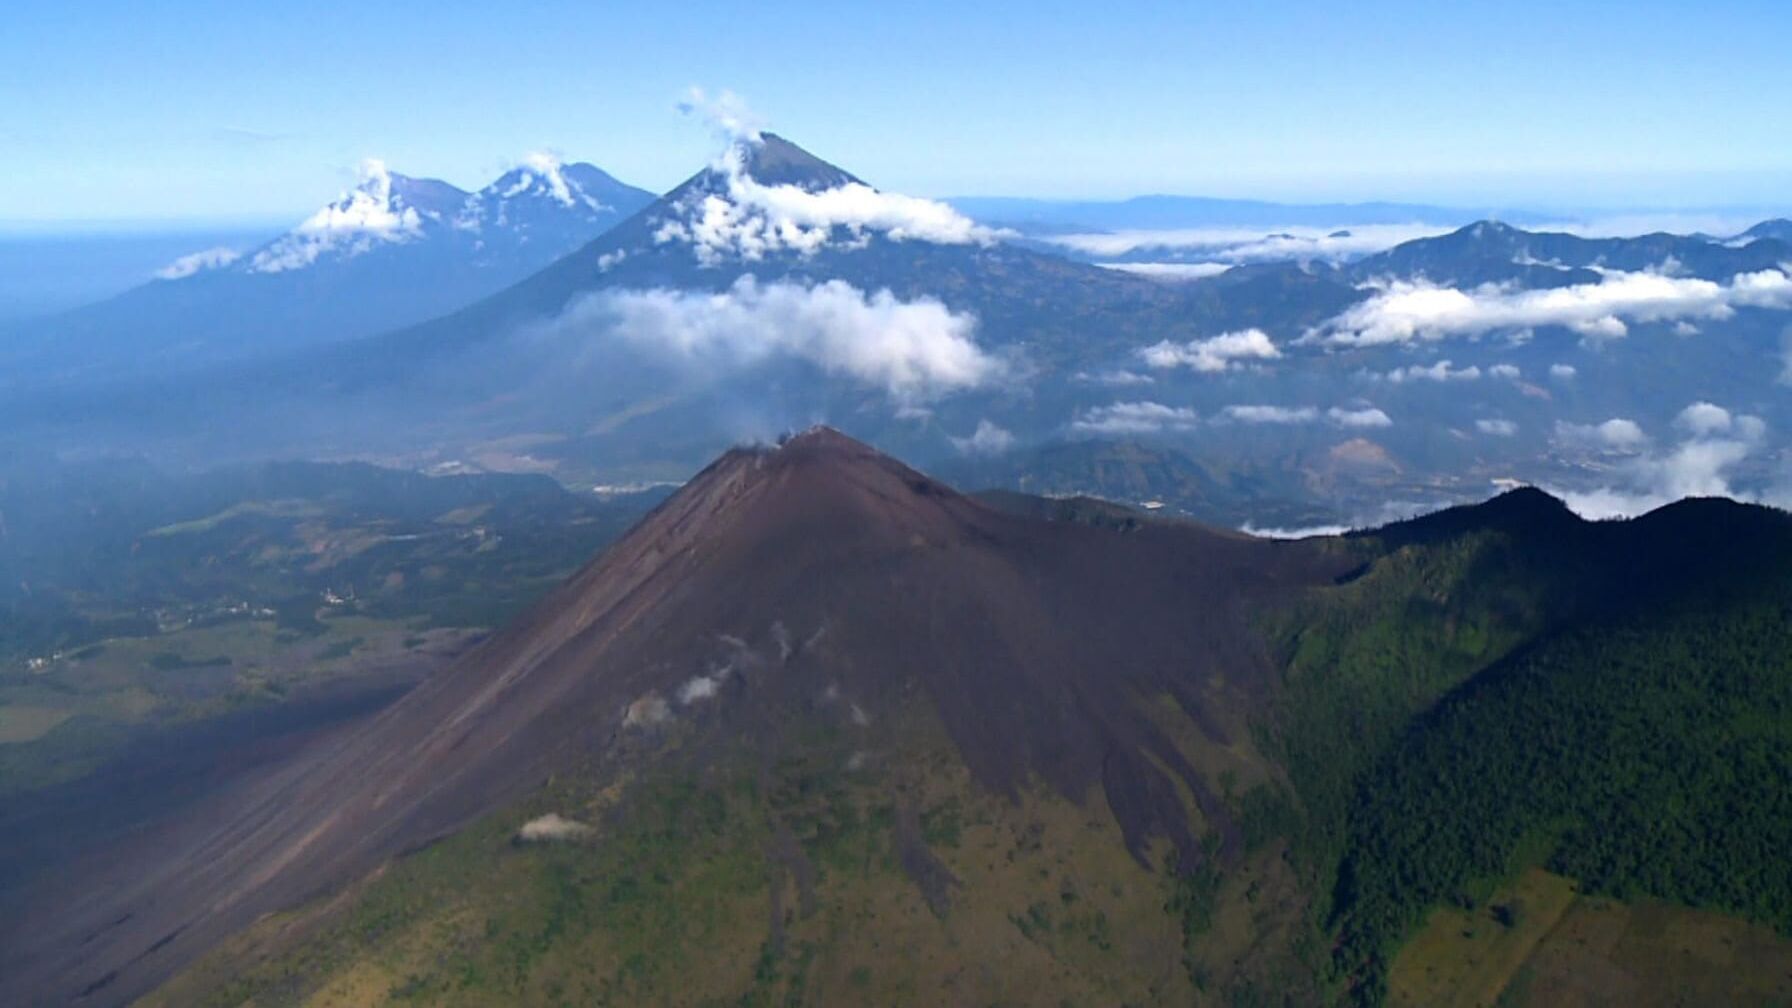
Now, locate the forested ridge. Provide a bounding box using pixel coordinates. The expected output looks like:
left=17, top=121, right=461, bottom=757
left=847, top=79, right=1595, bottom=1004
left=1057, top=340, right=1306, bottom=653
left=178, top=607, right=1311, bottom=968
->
left=1262, top=490, right=1792, bottom=1005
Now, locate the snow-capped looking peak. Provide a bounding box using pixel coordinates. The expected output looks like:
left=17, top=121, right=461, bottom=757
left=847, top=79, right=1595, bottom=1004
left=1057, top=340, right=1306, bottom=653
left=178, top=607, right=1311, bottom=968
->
left=248, top=159, right=440, bottom=273
left=514, top=151, right=578, bottom=207
left=652, top=133, right=1009, bottom=266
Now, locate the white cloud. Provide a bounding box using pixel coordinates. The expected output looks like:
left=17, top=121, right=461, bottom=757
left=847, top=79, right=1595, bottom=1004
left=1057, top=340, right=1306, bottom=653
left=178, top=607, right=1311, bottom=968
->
left=1071, top=368, right=1155, bottom=386
left=1139, top=328, right=1281, bottom=372
left=676, top=85, right=763, bottom=143
left=1675, top=401, right=1734, bottom=437
left=570, top=276, right=1000, bottom=403
left=951, top=419, right=1016, bottom=455
left=514, top=151, right=586, bottom=208
left=1378, top=360, right=1482, bottom=383
left=1224, top=404, right=1319, bottom=424
left=1315, top=267, right=1792, bottom=346
left=1554, top=403, right=1770, bottom=518
left=1329, top=406, right=1393, bottom=428
left=1221, top=403, right=1391, bottom=427
left=1556, top=417, right=1650, bottom=452
left=1071, top=401, right=1199, bottom=435
left=1476, top=418, right=1518, bottom=436
left=154, top=246, right=240, bottom=280
left=1046, top=223, right=1452, bottom=263
left=1489, top=363, right=1521, bottom=380
left=1095, top=261, right=1231, bottom=280
left=249, top=159, right=428, bottom=273
left=655, top=138, right=1007, bottom=265
left=1240, top=522, right=1355, bottom=539
left=1550, top=363, right=1578, bottom=381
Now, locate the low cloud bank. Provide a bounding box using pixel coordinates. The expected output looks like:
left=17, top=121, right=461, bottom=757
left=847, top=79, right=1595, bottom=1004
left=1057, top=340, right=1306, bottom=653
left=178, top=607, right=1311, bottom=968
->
left=1096, top=261, right=1231, bottom=280
left=556, top=276, right=1000, bottom=403
left=1316, top=267, right=1792, bottom=346
left=1046, top=223, right=1452, bottom=263
left=1224, top=404, right=1393, bottom=428
left=1552, top=402, right=1777, bottom=518
left=1071, top=400, right=1390, bottom=434
left=1139, top=328, right=1280, bottom=372
left=1071, top=401, right=1200, bottom=434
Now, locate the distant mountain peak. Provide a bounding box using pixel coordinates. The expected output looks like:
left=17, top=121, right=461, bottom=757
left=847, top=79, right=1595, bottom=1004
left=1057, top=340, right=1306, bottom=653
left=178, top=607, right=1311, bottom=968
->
left=484, top=152, right=611, bottom=212
left=245, top=160, right=468, bottom=274
left=734, top=132, right=862, bottom=190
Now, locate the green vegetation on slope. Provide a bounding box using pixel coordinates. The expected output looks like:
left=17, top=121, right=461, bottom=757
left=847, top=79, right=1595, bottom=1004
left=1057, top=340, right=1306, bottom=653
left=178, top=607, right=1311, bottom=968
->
left=1332, top=583, right=1792, bottom=1003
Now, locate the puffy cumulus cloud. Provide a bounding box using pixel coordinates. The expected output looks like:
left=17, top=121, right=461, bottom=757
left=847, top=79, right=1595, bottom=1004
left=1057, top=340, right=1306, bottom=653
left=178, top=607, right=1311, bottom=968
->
left=1489, top=363, right=1521, bottom=380
left=1071, top=401, right=1199, bottom=435
left=250, top=159, right=427, bottom=273
left=1329, top=406, right=1394, bottom=428
left=1047, top=223, right=1453, bottom=263
left=1314, top=267, right=1792, bottom=346
left=1477, top=418, right=1519, bottom=436
left=575, top=276, right=1000, bottom=403
left=950, top=419, right=1016, bottom=456
left=1095, top=261, right=1231, bottom=280
left=1550, top=363, right=1578, bottom=381
left=1555, top=417, right=1650, bottom=453
left=1138, top=328, right=1281, bottom=372
left=655, top=139, right=1007, bottom=266
left=154, top=246, right=240, bottom=280
left=1552, top=403, right=1771, bottom=518
left=1676, top=401, right=1736, bottom=437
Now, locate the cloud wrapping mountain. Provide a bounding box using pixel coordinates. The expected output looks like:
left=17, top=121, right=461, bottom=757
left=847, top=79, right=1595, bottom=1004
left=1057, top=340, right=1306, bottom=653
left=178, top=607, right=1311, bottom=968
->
left=249, top=159, right=430, bottom=273
left=154, top=246, right=241, bottom=280
left=563, top=276, right=999, bottom=403
left=1318, top=266, right=1792, bottom=346
left=652, top=143, right=1006, bottom=266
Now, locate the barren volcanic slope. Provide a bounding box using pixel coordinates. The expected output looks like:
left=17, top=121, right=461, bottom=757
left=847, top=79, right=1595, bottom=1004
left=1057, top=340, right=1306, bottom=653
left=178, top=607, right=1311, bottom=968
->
left=0, top=427, right=1351, bottom=1006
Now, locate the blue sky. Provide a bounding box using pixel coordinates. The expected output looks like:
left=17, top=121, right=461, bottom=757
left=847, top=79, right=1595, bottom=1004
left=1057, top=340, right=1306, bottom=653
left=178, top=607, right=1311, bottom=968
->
left=3, top=0, right=1789, bottom=226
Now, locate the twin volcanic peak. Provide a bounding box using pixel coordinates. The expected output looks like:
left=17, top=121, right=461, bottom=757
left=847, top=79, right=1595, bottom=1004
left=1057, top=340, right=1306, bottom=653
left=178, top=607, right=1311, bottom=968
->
left=197, top=154, right=653, bottom=277
left=0, top=427, right=1352, bottom=1007
left=8, top=154, right=656, bottom=378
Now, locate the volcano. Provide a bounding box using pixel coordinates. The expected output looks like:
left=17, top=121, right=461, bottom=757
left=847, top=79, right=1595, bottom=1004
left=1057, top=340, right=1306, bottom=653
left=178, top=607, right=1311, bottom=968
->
left=0, top=427, right=1352, bottom=1006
